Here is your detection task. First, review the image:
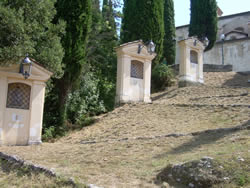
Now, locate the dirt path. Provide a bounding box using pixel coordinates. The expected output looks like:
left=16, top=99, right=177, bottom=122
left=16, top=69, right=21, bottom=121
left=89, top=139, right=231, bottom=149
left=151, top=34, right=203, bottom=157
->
left=1, top=72, right=250, bottom=187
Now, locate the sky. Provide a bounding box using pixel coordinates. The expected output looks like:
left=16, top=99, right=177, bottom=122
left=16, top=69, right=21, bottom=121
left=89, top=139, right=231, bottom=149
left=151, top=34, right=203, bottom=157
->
left=175, top=0, right=250, bottom=26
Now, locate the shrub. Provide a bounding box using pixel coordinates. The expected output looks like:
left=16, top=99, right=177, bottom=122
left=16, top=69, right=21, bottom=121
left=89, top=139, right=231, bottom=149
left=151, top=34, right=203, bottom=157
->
left=151, top=63, right=174, bottom=92
left=67, top=72, right=106, bottom=125
left=42, top=126, right=56, bottom=142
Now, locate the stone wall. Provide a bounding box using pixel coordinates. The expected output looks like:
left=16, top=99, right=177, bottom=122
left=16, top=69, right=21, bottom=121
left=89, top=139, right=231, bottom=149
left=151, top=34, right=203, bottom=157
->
left=218, top=12, right=250, bottom=37
left=175, top=11, right=250, bottom=43
left=204, top=38, right=250, bottom=72
left=171, top=64, right=233, bottom=73
left=175, top=11, right=250, bottom=72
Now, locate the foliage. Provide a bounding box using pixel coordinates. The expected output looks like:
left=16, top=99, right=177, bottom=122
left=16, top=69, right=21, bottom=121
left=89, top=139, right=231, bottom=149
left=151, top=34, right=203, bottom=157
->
left=42, top=126, right=56, bottom=142
left=151, top=63, right=174, bottom=92
left=189, top=0, right=218, bottom=51
left=0, top=0, right=65, bottom=77
left=163, top=0, right=176, bottom=65
left=43, top=0, right=118, bottom=138
left=67, top=72, right=105, bottom=125
left=87, top=0, right=117, bottom=111
left=52, top=0, right=92, bottom=134
left=121, top=0, right=165, bottom=64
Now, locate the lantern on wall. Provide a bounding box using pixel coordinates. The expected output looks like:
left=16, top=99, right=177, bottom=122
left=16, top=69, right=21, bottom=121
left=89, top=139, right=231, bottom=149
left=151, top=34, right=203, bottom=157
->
left=204, top=37, right=209, bottom=47
left=146, top=40, right=156, bottom=55
left=20, top=55, right=32, bottom=79
left=138, top=40, right=156, bottom=55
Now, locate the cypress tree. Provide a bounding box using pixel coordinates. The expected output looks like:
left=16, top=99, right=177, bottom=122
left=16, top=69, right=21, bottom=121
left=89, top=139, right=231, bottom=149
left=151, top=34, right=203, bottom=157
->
left=102, top=0, right=108, bottom=15
left=163, top=0, right=176, bottom=65
left=189, top=0, right=218, bottom=51
left=95, top=0, right=117, bottom=110
left=102, top=0, right=116, bottom=32
left=54, top=0, right=92, bottom=132
left=121, top=0, right=165, bottom=64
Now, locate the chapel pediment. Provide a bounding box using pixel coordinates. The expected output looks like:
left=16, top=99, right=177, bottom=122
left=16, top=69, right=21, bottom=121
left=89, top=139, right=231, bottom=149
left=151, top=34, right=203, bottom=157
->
left=0, top=58, right=53, bottom=82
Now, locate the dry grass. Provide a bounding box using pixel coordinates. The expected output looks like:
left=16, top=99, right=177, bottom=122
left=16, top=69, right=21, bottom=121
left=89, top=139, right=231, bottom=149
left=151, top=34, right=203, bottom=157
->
left=0, top=72, right=250, bottom=187
left=0, top=159, right=76, bottom=188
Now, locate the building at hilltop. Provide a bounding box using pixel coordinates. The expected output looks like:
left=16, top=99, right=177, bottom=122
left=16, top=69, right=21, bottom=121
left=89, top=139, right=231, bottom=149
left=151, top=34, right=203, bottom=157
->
left=175, top=11, right=250, bottom=72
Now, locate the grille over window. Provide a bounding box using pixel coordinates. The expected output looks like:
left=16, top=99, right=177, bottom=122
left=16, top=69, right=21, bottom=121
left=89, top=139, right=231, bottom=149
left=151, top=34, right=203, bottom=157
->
left=131, top=60, right=143, bottom=79
left=6, top=83, right=31, bottom=110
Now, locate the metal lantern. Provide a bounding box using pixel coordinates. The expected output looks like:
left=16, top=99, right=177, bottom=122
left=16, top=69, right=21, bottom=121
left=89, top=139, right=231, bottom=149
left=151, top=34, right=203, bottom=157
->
left=138, top=40, right=156, bottom=55
left=220, top=34, right=225, bottom=65
left=220, top=34, right=225, bottom=41
left=204, top=37, right=209, bottom=47
left=20, top=56, right=32, bottom=79
left=193, top=40, right=197, bottom=46
left=147, top=40, right=156, bottom=55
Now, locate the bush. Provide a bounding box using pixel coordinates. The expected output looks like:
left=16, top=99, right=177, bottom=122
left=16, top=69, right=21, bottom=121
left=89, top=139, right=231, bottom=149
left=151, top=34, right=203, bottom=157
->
left=67, top=72, right=106, bottom=125
left=151, top=63, right=174, bottom=92
left=42, top=126, right=56, bottom=142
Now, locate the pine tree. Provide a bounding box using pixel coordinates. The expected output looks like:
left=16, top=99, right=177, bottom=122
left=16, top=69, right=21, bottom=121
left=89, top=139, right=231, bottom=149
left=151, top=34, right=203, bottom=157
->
left=189, top=0, right=218, bottom=51
left=163, top=0, right=176, bottom=65
left=121, top=0, right=165, bottom=64
left=0, top=0, right=64, bottom=76
left=53, top=0, right=92, bottom=132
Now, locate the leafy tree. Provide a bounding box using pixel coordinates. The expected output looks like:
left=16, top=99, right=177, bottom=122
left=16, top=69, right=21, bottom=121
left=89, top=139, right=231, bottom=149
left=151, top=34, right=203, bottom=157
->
left=121, top=0, right=165, bottom=64
left=53, top=0, right=92, bottom=133
left=189, top=0, right=218, bottom=51
left=163, top=0, right=176, bottom=65
left=0, top=0, right=64, bottom=77
left=86, top=0, right=117, bottom=111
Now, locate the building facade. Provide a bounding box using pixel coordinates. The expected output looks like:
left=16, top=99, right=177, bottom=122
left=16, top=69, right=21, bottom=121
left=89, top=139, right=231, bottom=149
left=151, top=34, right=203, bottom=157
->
left=175, top=11, right=250, bottom=72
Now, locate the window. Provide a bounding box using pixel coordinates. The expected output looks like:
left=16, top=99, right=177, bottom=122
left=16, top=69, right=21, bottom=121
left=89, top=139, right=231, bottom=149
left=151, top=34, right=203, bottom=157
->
left=190, top=50, right=198, bottom=64
left=6, top=83, right=31, bottom=110
left=131, top=60, right=143, bottom=79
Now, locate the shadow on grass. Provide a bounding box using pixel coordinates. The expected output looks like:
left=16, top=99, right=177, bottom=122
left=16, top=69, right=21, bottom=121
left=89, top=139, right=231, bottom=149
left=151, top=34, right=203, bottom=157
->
left=151, top=88, right=178, bottom=101
left=222, top=72, right=250, bottom=88
left=154, top=120, right=250, bottom=159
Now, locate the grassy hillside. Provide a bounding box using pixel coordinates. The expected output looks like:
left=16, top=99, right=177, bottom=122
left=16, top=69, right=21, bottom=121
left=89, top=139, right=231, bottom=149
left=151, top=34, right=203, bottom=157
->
left=0, top=72, right=249, bottom=187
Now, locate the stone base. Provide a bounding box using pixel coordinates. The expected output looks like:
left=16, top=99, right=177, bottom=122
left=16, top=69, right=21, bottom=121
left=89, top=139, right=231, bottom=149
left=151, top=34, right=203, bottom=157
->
left=144, top=99, right=152, bottom=103
left=115, top=98, right=152, bottom=106
left=178, top=80, right=203, bottom=87
left=116, top=95, right=152, bottom=105
left=28, top=140, right=42, bottom=145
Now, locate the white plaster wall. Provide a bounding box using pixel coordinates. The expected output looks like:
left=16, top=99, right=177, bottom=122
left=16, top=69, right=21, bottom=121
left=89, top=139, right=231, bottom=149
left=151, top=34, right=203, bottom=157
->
left=175, top=12, right=250, bottom=72
left=175, top=12, right=250, bottom=44
left=129, top=78, right=144, bottom=101
left=190, top=63, right=198, bottom=81
left=204, top=39, right=250, bottom=72
left=218, top=14, right=250, bottom=37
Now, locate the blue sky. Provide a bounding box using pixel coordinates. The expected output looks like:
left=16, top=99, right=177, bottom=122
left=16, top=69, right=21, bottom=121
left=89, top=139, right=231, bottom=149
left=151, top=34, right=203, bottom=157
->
left=175, top=0, right=250, bottom=26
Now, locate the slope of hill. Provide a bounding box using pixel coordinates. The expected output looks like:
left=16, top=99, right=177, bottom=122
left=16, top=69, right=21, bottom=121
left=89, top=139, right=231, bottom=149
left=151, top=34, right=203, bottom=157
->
left=1, top=72, right=250, bottom=187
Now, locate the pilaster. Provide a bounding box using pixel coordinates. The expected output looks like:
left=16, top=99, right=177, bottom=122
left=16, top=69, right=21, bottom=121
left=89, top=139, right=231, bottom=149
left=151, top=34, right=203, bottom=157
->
left=28, top=81, right=46, bottom=145
left=143, top=61, right=152, bottom=103
left=0, top=76, right=7, bottom=145
left=198, top=51, right=204, bottom=83
left=117, top=54, right=131, bottom=103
